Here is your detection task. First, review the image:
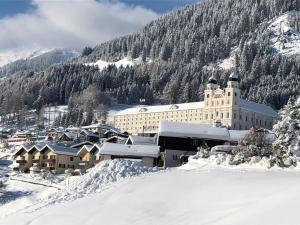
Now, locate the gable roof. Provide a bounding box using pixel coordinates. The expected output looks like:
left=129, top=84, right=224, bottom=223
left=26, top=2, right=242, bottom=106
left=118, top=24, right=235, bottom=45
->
left=14, top=143, right=35, bottom=155
left=41, top=144, right=80, bottom=156
left=240, top=99, right=277, bottom=118
left=77, top=144, right=94, bottom=155
left=71, top=141, right=94, bottom=149
left=100, top=143, right=160, bottom=158
left=125, top=135, right=156, bottom=145
left=80, top=129, right=99, bottom=138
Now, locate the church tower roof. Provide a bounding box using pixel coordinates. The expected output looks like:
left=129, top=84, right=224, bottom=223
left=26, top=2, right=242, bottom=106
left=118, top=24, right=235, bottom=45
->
left=208, top=75, right=217, bottom=84
left=229, top=72, right=239, bottom=82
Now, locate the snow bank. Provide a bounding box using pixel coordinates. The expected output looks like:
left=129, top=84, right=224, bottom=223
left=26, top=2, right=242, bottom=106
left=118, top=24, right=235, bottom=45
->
left=181, top=153, right=300, bottom=171
left=45, top=159, right=159, bottom=204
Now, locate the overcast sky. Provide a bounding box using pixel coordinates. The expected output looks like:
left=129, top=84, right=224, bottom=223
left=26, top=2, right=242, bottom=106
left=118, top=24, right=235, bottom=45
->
left=0, top=0, right=200, bottom=52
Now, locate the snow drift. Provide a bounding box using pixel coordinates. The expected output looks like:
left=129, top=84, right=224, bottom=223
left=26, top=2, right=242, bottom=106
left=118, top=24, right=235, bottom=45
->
left=44, top=159, right=159, bottom=204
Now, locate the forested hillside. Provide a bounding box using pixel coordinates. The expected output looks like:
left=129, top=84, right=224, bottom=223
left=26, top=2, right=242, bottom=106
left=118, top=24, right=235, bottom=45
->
left=0, top=49, right=78, bottom=78
left=0, top=0, right=299, bottom=117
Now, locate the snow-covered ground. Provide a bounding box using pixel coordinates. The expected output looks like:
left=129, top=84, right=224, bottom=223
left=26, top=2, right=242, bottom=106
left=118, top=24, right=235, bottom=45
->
left=2, top=157, right=300, bottom=225
left=268, top=11, right=300, bottom=56
left=86, top=57, right=146, bottom=71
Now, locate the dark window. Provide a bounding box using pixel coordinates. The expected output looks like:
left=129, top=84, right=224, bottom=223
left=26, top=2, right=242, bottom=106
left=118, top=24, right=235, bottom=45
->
left=207, top=94, right=209, bottom=98
left=235, top=92, right=237, bottom=97
left=70, top=157, right=74, bottom=161
left=228, top=92, right=231, bottom=96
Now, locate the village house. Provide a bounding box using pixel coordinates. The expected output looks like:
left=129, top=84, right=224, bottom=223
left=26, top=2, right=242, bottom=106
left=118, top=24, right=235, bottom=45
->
left=14, top=143, right=35, bottom=171
left=98, top=143, right=160, bottom=167
left=77, top=144, right=95, bottom=170
left=39, top=144, right=81, bottom=173
left=78, top=129, right=99, bottom=143
left=58, top=131, right=79, bottom=142
left=125, top=135, right=157, bottom=145
left=104, top=136, right=127, bottom=144
left=114, top=73, right=278, bottom=135
left=157, top=120, right=250, bottom=167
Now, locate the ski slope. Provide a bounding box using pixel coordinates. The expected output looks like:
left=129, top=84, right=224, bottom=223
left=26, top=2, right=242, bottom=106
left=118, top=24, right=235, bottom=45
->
left=2, top=161, right=300, bottom=225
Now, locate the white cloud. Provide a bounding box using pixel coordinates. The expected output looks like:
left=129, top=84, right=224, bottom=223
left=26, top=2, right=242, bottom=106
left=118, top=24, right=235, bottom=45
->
left=0, top=0, right=158, bottom=51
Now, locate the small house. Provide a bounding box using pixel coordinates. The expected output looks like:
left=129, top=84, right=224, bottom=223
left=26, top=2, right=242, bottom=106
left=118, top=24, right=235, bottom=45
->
left=99, top=143, right=160, bottom=167
left=79, top=129, right=99, bottom=143
left=125, top=135, right=156, bottom=145
left=39, top=144, right=81, bottom=173
left=158, top=121, right=249, bottom=167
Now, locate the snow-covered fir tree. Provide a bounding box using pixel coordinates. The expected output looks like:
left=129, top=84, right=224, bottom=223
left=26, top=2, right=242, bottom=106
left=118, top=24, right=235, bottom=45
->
left=273, top=96, right=300, bottom=156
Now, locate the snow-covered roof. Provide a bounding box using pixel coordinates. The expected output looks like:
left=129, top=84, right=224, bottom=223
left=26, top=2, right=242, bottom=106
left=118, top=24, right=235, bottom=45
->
left=240, top=100, right=277, bottom=118
left=125, top=135, right=156, bottom=145
left=116, top=102, right=204, bottom=116
left=71, top=141, right=94, bottom=149
left=14, top=143, right=35, bottom=155
left=41, top=144, right=80, bottom=156
left=228, top=130, right=249, bottom=142
left=100, top=143, right=160, bottom=158
left=80, top=129, right=99, bottom=138
left=77, top=145, right=94, bottom=155
left=59, top=131, right=79, bottom=140
left=158, top=121, right=248, bottom=142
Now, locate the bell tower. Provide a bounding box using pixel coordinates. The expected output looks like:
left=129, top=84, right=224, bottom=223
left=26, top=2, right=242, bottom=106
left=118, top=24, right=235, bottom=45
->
left=204, top=74, right=218, bottom=107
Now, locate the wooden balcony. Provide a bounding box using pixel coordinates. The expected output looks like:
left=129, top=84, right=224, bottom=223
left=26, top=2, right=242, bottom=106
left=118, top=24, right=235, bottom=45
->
left=32, top=159, right=40, bottom=163
left=43, top=159, right=56, bottom=163
left=16, top=160, right=27, bottom=164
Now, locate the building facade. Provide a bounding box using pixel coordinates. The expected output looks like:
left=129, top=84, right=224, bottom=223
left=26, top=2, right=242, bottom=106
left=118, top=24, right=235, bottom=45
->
left=114, top=73, right=278, bottom=134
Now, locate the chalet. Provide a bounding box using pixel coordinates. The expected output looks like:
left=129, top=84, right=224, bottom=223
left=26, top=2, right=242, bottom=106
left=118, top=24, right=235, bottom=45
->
left=47, top=128, right=64, bottom=141
left=14, top=143, right=35, bottom=171
left=39, top=144, right=81, bottom=173
left=77, top=144, right=95, bottom=169
left=79, top=129, right=99, bottom=143
left=58, top=131, right=79, bottom=142
left=104, top=136, right=127, bottom=144
left=82, top=123, right=125, bottom=139
left=99, top=143, right=160, bottom=167
left=125, top=135, right=156, bottom=145
left=104, top=129, right=128, bottom=139
left=88, top=143, right=102, bottom=164
left=158, top=121, right=249, bottom=167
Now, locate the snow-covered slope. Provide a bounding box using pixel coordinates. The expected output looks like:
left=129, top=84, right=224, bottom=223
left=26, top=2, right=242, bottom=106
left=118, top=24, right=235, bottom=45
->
left=0, top=48, right=52, bottom=67
left=2, top=159, right=300, bottom=225
left=86, top=57, right=144, bottom=71
left=268, top=11, right=300, bottom=56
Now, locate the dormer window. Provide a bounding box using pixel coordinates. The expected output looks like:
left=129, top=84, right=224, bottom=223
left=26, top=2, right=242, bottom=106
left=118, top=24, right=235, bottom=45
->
left=139, top=108, right=147, bottom=113
left=170, top=105, right=179, bottom=110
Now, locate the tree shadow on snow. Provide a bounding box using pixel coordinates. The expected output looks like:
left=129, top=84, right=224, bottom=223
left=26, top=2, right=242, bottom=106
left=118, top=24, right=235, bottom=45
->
left=0, top=191, right=32, bottom=205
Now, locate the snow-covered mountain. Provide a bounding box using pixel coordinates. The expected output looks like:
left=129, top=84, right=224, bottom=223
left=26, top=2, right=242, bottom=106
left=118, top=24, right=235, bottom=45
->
left=0, top=48, right=79, bottom=78
left=0, top=48, right=52, bottom=67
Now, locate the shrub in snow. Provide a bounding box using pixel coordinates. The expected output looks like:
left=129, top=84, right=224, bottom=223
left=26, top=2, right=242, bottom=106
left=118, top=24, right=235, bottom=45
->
left=198, top=147, right=210, bottom=158
left=250, top=156, right=261, bottom=164
left=215, top=154, right=226, bottom=165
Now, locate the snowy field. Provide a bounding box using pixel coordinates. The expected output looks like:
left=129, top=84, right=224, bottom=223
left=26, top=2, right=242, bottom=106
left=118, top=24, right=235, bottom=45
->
left=1, top=157, right=300, bottom=225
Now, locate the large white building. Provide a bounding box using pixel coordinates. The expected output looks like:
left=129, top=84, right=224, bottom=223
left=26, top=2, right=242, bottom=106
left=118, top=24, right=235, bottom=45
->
left=114, top=73, right=278, bottom=135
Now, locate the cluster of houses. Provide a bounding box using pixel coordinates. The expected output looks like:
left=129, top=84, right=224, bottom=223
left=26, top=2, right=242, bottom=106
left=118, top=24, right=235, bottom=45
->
left=11, top=120, right=268, bottom=174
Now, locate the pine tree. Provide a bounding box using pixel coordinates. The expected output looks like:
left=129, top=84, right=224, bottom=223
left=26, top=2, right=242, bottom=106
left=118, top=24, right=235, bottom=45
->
left=273, top=96, right=300, bottom=156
